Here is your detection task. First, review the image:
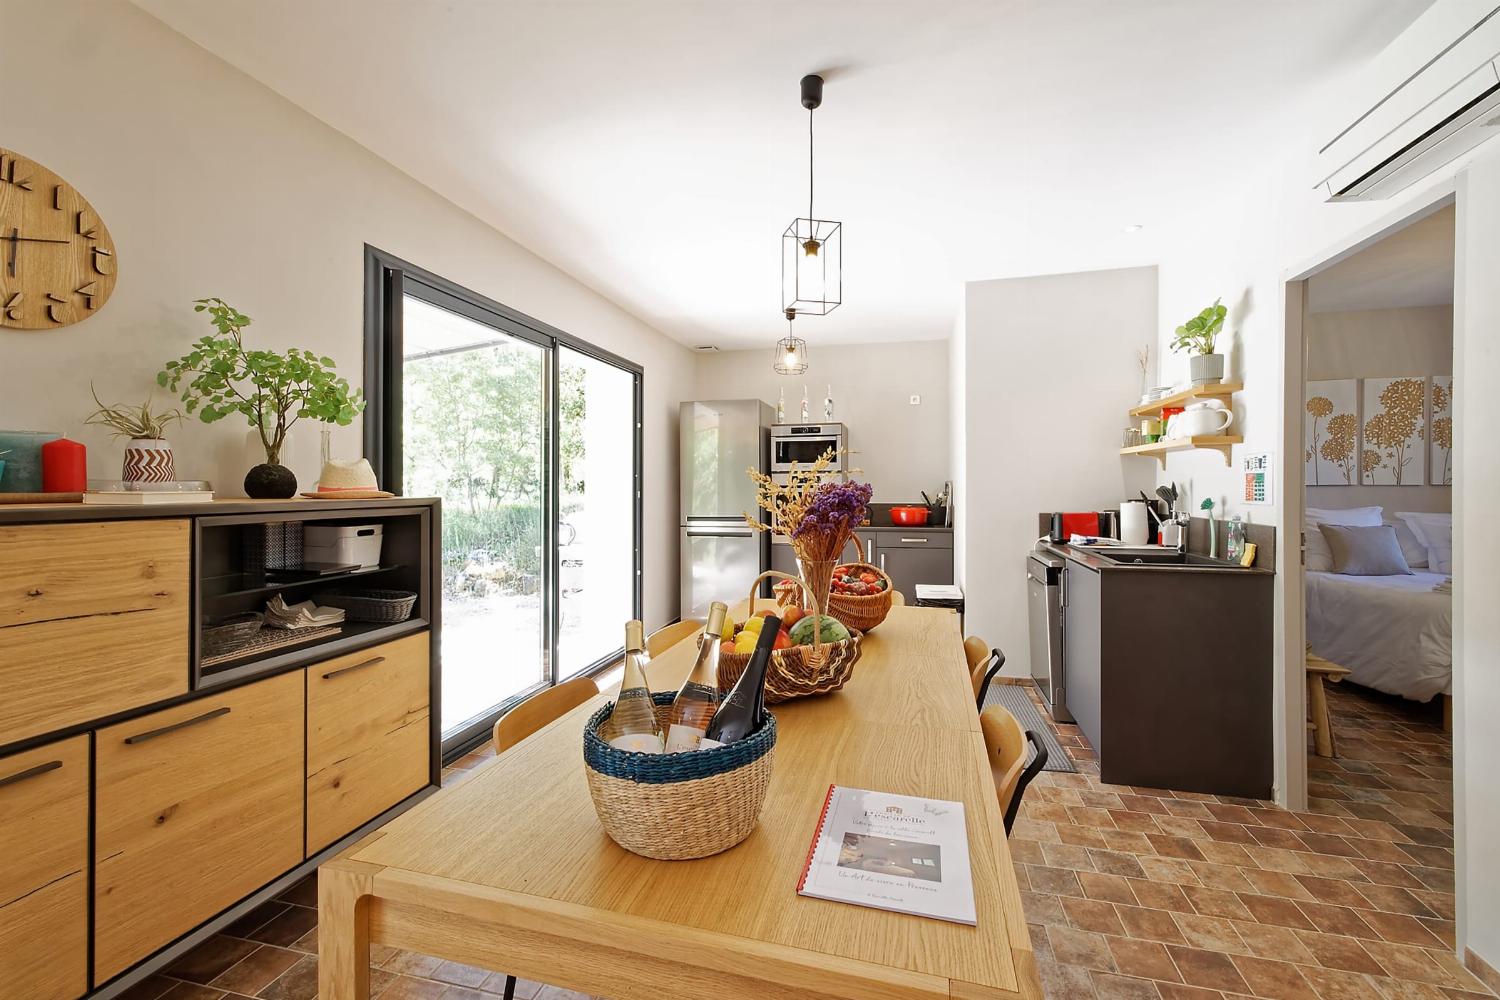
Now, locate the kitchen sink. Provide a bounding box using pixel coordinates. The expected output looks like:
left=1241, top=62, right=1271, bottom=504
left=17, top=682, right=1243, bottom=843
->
left=1089, top=549, right=1244, bottom=569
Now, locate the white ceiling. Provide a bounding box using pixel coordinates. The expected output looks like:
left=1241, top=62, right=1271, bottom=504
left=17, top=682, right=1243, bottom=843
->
left=1307, top=204, right=1455, bottom=313
left=134, top=0, right=1430, bottom=349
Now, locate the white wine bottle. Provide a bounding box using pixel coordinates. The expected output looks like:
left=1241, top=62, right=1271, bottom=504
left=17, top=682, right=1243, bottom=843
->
left=664, top=603, right=727, bottom=752
left=702, top=614, right=780, bottom=748
left=800, top=386, right=810, bottom=422
left=776, top=387, right=786, bottom=423
left=603, top=620, right=663, bottom=753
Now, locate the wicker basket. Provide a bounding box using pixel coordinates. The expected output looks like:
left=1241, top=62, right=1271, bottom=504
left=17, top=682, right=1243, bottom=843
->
left=312, top=588, right=417, bottom=623
left=825, top=533, right=895, bottom=633
left=583, top=691, right=776, bottom=860
left=716, top=570, right=863, bottom=704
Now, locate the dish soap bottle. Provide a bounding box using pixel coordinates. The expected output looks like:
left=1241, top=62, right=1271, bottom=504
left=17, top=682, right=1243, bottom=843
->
left=1226, top=515, right=1245, bottom=562
left=823, top=384, right=834, bottom=420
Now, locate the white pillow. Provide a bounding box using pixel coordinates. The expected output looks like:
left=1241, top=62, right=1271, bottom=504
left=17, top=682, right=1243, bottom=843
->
left=1428, top=545, right=1453, bottom=574
left=1389, top=519, right=1429, bottom=569
left=1395, top=511, right=1452, bottom=550
left=1305, top=506, right=1383, bottom=573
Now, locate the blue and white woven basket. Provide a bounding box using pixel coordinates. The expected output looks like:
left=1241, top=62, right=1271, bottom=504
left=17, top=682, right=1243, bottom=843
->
left=583, top=691, right=777, bottom=860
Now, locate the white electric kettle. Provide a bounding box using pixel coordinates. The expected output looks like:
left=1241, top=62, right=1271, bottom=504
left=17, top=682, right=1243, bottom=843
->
left=1171, top=401, right=1233, bottom=437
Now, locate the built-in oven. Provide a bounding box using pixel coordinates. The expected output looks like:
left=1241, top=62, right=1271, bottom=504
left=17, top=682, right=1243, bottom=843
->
left=770, top=423, right=847, bottom=473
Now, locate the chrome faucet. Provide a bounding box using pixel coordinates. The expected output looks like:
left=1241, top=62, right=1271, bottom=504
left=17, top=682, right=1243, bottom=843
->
left=1173, top=511, right=1191, bottom=555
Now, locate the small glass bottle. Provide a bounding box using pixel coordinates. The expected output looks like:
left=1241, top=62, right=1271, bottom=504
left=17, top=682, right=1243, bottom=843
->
left=1226, top=515, right=1246, bottom=562
left=776, top=388, right=786, bottom=423
left=823, top=384, right=834, bottom=420
left=800, top=386, right=810, bottom=422
left=602, top=621, right=663, bottom=753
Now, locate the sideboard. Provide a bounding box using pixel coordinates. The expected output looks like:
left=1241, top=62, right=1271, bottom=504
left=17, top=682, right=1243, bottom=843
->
left=0, top=497, right=442, bottom=1000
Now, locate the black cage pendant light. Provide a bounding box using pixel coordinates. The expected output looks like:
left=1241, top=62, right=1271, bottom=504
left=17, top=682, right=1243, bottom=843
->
left=773, top=308, right=809, bottom=375
left=782, top=74, right=842, bottom=316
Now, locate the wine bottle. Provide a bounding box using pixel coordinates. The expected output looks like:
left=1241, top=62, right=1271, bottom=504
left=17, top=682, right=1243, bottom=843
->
left=823, top=384, right=834, bottom=420
left=702, top=613, right=780, bottom=748
left=664, top=602, right=727, bottom=752
left=603, top=620, right=663, bottom=753
left=776, top=387, right=786, bottom=423
left=800, top=386, right=810, bottom=422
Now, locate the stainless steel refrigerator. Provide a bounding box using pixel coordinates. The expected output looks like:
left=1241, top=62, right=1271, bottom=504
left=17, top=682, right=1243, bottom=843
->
left=680, top=399, right=774, bottom=620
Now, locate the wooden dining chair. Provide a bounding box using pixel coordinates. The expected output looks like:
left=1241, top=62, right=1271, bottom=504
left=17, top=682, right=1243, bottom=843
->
left=646, top=618, right=704, bottom=658
left=965, top=637, right=1005, bottom=710
left=890, top=590, right=906, bottom=606
left=980, top=705, right=1048, bottom=835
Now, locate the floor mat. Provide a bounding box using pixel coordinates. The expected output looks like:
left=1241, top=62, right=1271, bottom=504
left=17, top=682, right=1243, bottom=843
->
left=982, top=682, right=1077, bottom=773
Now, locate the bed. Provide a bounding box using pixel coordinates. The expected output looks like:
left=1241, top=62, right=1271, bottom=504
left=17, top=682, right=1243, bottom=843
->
left=1305, top=570, right=1452, bottom=702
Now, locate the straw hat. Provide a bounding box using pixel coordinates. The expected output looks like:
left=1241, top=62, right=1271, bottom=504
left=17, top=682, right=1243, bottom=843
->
left=300, top=458, right=395, bottom=500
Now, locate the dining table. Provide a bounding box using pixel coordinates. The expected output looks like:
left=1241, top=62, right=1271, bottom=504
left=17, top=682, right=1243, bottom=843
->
left=318, top=603, right=1043, bottom=1000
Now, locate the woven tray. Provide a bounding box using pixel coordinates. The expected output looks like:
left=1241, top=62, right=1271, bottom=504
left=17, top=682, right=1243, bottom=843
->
left=200, top=623, right=342, bottom=668
left=312, top=589, right=416, bottom=623
left=584, top=692, right=776, bottom=860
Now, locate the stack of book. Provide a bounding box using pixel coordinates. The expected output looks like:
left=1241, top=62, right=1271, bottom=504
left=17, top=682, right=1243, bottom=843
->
left=264, top=594, right=345, bottom=630
left=82, top=480, right=214, bottom=504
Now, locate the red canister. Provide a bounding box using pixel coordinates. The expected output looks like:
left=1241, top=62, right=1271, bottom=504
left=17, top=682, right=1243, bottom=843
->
left=41, top=437, right=87, bottom=492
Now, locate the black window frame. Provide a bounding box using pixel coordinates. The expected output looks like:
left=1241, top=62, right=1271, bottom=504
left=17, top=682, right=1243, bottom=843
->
left=363, top=245, right=644, bottom=758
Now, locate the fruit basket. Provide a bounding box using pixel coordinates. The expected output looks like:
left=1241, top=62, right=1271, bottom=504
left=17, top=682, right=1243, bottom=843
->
left=716, top=570, right=863, bottom=704
left=824, top=533, right=895, bottom=632
left=583, top=690, right=776, bottom=860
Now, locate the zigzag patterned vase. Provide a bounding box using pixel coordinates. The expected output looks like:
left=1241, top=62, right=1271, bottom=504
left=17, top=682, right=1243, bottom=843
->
left=123, top=438, right=175, bottom=483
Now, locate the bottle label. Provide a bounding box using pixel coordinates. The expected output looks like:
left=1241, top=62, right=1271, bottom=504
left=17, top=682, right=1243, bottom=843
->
left=607, top=732, right=664, bottom=754
left=698, top=736, right=726, bottom=750
left=664, top=723, right=707, bottom=753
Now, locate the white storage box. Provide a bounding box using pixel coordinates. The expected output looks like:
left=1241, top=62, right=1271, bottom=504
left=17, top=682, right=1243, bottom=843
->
left=303, top=523, right=383, bottom=569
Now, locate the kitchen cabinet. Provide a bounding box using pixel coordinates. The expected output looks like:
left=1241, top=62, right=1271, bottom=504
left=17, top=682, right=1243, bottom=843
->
left=867, top=531, right=954, bottom=598
left=0, top=735, right=89, bottom=1000
left=94, top=670, right=305, bottom=982
left=1061, top=561, right=1102, bottom=757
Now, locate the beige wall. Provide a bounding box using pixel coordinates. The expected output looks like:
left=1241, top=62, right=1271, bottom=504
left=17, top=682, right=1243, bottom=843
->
left=1304, top=305, right=1452, bottom=515
left=694, top=340, right=950, bottom=502
left=957, top=266, right=1158, bottom=676
left=0, top=0, right=696, bottom=629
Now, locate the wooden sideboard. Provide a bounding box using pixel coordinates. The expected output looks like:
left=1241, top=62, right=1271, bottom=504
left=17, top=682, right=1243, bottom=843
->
left=0, top=498, right=442, bottom=1000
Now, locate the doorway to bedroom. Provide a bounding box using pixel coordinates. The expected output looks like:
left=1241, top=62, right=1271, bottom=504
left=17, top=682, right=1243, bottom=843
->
left=1293, top=202, right=1456, bottom=862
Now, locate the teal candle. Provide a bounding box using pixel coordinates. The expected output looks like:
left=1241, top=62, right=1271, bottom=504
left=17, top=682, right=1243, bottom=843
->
left=0, top=431, right=61, bottom=492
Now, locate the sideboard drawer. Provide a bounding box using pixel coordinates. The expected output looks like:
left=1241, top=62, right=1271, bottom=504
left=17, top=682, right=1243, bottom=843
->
left=93, top=670, right=303, bottom=982
left=306, top=632, right=431, bottom=853
left=0, top=735, right=89, bottom=1000
left=0, top=520, right=189, bottom=747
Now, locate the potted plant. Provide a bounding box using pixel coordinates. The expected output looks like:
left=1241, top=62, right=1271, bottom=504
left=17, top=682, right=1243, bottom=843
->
left=1171, top=297, right=1228, bottom=386
left=85, top=386, right=184, bottom=483
left=158, top=298, right=365, bottom=498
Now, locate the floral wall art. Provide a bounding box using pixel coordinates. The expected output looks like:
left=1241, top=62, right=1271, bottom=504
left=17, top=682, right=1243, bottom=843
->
left=1305, top=379, right=1359, bottom=486
left=1430, top=376, right=1453, bottom=486
left=1361, top=376, right=1426, bottom=486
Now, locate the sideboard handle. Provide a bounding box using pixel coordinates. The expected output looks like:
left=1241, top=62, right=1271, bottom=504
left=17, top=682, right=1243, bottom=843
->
left=0, top=759, right=62, bottom=789
left=124, top=706, right=231, bottom=745
left=323, top=656, right=386, bottom=681
left=899, top=537, right=930, bottom=544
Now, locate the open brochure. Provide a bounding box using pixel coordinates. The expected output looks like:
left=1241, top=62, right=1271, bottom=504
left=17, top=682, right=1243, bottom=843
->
left=798, top=785, right=976, bottom=925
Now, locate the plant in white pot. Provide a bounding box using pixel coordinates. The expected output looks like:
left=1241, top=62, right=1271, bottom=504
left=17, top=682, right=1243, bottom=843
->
left=158, top=298, right=365, bottom=498
left=1171, top=297, right=1228, bottom=386
left=85, top=386, right=184, bottom=483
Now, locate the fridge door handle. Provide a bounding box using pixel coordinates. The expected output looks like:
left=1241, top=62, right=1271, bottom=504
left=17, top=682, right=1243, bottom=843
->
left=685, top=528, right=755, bottom=537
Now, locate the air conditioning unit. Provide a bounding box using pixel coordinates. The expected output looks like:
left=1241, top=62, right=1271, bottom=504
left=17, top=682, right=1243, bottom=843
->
left=1314, top=3, right=1500, bottom=201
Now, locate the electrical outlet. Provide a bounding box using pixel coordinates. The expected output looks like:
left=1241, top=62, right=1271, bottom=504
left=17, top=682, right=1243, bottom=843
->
left=909, top=394, right=921, bottom=405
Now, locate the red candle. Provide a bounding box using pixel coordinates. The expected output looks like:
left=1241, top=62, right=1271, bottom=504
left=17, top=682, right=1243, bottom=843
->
left=42, top=437, right=87, bottom=493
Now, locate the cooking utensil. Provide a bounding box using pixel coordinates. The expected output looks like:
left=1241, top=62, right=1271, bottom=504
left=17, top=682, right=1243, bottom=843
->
left=920, top=490, right=933, bottom=507
left=890, top=505, right=930, bottom=526
left=1156, top=484, right=1177, bottom=513
left=1138, top=491, right=1162, bottom=527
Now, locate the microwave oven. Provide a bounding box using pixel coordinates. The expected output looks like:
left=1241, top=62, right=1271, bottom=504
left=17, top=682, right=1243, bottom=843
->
left=770, top=423, right=847, bottom=473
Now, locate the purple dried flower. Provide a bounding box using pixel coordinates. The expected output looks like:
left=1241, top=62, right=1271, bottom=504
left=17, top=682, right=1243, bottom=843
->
left=791, top=480, right=873, bottom=540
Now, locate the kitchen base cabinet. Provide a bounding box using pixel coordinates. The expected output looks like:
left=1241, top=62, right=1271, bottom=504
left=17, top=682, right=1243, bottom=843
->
left=0, top=735, right=89, bottom=1000
left=866, top=530, right=954, bottom=598
left=93, top=670, right=305, bottom=983
left=306, top=633, right=431, bottom=854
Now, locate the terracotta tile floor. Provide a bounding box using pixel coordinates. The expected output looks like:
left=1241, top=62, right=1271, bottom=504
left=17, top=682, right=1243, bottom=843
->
left=1009, top=678, right=1494, bottom=1000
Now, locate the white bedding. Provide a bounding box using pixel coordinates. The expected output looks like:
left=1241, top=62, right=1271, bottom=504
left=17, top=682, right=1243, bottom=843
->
left=1306, top=571, right=1452, bottom=701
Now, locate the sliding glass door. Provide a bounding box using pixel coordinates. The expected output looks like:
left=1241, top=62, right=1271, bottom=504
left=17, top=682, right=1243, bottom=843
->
left=365, top=248, right=642, bottom=755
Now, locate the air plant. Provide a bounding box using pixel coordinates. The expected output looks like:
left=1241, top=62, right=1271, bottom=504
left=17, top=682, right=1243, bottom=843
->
left=85, top=385, right=184, bottom=440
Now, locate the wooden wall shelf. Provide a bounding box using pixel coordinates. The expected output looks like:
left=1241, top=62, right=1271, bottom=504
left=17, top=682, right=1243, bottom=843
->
left=1119, top=435, right=1243, bottom=468
left=1130, top=381, right=1242, bottom=417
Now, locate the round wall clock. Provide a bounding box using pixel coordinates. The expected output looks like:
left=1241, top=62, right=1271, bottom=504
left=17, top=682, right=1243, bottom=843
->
left=0, top=147, right=117, bottom=330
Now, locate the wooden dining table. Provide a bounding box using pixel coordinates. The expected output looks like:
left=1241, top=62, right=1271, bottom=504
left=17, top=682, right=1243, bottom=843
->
left=318, top=604, right=1042, bottom=1000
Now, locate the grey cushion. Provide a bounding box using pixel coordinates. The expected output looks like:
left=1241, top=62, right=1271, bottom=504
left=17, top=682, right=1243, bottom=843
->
left=1319, top=524, right=1413, bottom=576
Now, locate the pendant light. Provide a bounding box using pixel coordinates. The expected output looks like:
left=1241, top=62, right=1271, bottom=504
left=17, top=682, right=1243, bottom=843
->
left=782, top=74, right=841, bottom=316
left=773, top=308, right=808, bottom=375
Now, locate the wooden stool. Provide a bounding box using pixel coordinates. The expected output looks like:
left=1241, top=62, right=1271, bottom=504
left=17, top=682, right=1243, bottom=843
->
left=1306, top=654, right=1352, bottom=758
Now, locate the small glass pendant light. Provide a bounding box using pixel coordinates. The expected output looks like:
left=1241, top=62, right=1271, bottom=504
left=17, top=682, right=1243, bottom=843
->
left=773, top=308, right=808, bottom=375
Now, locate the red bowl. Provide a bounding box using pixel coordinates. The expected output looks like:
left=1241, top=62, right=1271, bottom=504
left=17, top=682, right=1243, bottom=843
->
left=890, top=506, right=930, bottom=526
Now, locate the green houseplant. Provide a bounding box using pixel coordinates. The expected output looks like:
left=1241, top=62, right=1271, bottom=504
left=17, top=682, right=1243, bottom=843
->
left=1170, top=297, right=1228, bottom=386
left=85, top=385, right=184, bottom=483
left=158, top=298, right=365, bottom=498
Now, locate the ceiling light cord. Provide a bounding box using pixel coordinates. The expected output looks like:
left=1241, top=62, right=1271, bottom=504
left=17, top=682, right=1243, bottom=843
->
left=808, top=108, right=815, bottom=227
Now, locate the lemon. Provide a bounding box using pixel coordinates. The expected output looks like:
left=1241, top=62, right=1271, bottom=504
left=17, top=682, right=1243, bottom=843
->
left=734, top=630, right=759, bottom=654
left=720, top=616, right=735, bottom=641
left=740, top=615, right=766, bottom=634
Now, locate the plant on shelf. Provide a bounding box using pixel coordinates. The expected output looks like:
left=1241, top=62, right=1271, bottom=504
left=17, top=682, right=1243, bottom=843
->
left=85, top=385, right=185, bottom=483
left=158, top=297, right=365, bottom=498
left=1171, top=297, right=1228, bottom=386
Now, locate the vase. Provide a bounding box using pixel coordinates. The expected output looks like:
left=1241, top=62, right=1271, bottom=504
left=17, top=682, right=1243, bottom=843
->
left=244, top=463, right=297, bottom=499
left=795, top=556, right=837, bottom=619
left=1189, top=353, right=1225, bottom=386
left=123, top=438, right=175, bottom=483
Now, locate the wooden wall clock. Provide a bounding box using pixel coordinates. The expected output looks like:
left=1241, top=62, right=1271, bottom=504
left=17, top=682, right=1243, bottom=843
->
left=0, top=147, right=117, bottom=330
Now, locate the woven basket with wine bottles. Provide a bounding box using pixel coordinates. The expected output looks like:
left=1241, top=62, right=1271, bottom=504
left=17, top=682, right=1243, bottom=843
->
left=716, top=570, right=864, bottom=703
left=583, top=691, right=776, bottom=860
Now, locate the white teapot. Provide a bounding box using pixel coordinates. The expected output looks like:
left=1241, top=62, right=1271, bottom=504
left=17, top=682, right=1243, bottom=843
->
left=1170, top=401, right=1233, bottom=438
